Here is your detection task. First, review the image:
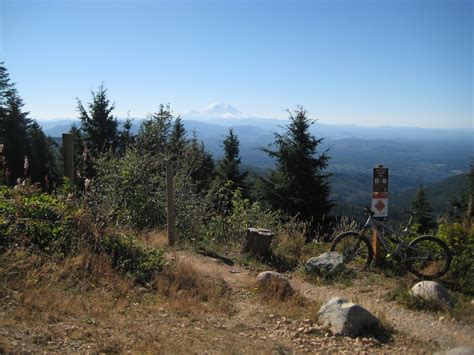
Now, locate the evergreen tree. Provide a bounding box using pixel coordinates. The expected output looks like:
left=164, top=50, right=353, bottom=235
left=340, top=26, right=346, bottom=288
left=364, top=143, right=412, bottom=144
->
left=118, top=116, right=135, bottom=153
left=69, top=124, right=85, bottom=168
left=28, top=122, right=61, bottom=188
left=77, top=83, right=118, bottom=154
left=465, top=162, right=474, bottom=226
left=136, top=104, right=173, bottom=154
left=0, top=61, right=59, bottom=187
left=168, top=117, right=187, bottom=161
left=412, top=185, right=437, bottom=233
left=0, top=63, right=32, bottom=184
left=189, top=133, right=215, bottom=192
left=216, top=128, right=247, bottom=190
left=260, top=106, right=332, bottom=227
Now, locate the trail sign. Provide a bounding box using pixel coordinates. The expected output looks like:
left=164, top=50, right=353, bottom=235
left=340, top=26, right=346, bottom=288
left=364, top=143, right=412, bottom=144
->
left=373, top=166, right=389, bottom=193
left=371, top=193, right=388, bottom=217
left=372, top=165, right=389, bottom=218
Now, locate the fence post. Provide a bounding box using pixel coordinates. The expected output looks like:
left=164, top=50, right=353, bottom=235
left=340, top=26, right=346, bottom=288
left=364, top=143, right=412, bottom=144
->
left=62, top=133, right=75, bottom=186
left=167, top=162, right=175, bottom=246
left=0, top=144, right=4, bottom=185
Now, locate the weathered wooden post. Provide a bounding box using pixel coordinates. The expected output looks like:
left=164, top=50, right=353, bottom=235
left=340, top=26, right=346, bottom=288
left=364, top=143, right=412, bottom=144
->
left=0, top=144, right=4, bottom=184
left=243, top=228, right=274, bottom=256
left=62, top=133, right=75, bottom=186
left=371, top=164, right=389, bottom=264
left=166, top=162, right=175, bottom=246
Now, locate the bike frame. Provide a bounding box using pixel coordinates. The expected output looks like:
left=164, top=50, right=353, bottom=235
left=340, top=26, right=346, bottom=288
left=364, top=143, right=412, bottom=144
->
left=360, top=214, right=413, bottom=255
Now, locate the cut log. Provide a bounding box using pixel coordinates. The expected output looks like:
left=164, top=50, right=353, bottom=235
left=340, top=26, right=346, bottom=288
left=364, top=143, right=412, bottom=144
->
left=243, top=228, right=274, bottom=256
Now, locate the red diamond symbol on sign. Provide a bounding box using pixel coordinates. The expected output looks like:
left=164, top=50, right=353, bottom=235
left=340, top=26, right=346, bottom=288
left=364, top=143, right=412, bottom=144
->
left=375, top=200, right=386, bottom=212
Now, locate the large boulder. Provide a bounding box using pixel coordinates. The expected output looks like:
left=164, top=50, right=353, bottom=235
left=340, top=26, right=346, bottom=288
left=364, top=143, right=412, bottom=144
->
left=305, top=252, right=344, bottom=277
left=256, top=271, right=293, bottom=296
left=318, top=297, right=380, bottom=337
left=410, top=281, right=452, bottom=307
left=243, top=228, right=274, bottom=256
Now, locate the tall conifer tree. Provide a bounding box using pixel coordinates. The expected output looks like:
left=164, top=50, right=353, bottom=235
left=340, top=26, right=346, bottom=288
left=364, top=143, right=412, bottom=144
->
left=217, top=128, right=247, bottom=191
left=260, top=106, right=332, bottom=227
left=412, top=185, right=436, bottom=233
left=77, top=83, right=118, bottom=155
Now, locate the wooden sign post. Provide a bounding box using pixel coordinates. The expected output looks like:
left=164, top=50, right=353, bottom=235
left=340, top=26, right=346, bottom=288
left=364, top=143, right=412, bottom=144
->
left=62, top=133, right=75, bottom=186
left=372, top=165, right=389, bottom=263
left=166, top=162, right=175, bottom=246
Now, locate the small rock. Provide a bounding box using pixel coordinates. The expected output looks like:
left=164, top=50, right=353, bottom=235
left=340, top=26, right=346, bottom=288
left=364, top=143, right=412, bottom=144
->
left=305, top=252, right=344, bottom=277
left=410, top=281, right=453, bottom=307
left=256, top=271, right=293, bottom=295
left=434, top=345, right=474, bottom=355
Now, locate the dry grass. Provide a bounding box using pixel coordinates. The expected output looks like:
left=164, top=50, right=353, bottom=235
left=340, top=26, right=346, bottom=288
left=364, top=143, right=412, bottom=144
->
left=254, top=279, right=321, bottom=320
left=138, top=229, right=170, bottom=249
left=153, top=260, right=235, bottom=315
left=0, top=249, right=241, bottom=353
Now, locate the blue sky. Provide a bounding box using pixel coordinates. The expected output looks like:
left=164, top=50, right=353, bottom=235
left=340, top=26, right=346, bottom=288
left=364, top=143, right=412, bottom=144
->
left=1, top=0, right=472, bottom=128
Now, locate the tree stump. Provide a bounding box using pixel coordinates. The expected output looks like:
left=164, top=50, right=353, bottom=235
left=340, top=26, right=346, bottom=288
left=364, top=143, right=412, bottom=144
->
left=243, top=228, right=274, bottom=256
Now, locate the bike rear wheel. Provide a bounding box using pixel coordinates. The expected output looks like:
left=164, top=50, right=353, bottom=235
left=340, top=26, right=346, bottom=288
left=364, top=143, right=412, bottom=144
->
left=406, top=235, right=451, bottom=279
left=330, top=232, right=373, bottom=272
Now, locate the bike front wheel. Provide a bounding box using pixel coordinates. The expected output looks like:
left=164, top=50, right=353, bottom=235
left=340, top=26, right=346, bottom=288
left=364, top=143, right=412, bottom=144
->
left=330, top=231, right=373, bottom=272
left=406, top=235, right=451, bottom=279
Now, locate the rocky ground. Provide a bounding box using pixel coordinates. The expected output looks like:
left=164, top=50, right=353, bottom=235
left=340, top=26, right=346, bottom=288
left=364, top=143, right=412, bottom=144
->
left=0, top=248, right=473, bottom=354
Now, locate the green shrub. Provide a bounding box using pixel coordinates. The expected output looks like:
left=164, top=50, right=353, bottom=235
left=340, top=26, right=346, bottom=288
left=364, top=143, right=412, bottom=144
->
left=0, top=185, right=164, bottom=284
left=201, top=188, right=282, bottom=247
left=0, top=185, right=81, bottom=254
left=90, top=149, right=210, bottom=240
left=99, top=234, right=164, bottom=284
left=437, top=223, right=474, bottom=295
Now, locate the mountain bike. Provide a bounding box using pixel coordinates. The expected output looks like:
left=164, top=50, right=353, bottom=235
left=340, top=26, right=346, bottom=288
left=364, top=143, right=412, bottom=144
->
left=330, top=207, right=451, bottom=279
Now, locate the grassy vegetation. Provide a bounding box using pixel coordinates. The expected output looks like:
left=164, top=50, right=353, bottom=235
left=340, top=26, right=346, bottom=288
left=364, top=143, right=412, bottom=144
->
left=0, top=184, right=164, bottom=285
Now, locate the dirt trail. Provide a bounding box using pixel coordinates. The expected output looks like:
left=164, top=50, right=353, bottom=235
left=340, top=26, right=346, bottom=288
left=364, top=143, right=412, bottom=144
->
left=175, top=250, right=474, bottom=351
left=1, top=249, right=472, bottom=353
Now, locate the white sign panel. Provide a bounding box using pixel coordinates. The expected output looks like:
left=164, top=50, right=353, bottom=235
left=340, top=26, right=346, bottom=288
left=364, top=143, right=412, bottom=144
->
left=371, top=197, right=388, bottom=217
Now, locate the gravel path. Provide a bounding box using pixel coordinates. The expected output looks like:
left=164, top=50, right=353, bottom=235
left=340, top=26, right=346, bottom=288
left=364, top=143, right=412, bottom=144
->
left=180, top=251, right=474, bottom=353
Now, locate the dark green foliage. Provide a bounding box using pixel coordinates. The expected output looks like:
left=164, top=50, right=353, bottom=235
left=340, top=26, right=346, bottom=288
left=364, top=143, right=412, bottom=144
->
left=216, top=129, right=248, bottom=190
left=437, top=223, right=474, bottom=295
left=387, top=173, right=469, bottom=225
left=168, top=117, right=187, bottom=161
left=0, top=63, right=31, bottom=184
left=189, top=134, right=215, bottom=192
left=27, top=122, right=61, bottom=189
left=259, top=106, right=332, bottom=229
left=69, top=124, right=85, bottom=168
left=412, top=185, right=436, bottom=233
left=100, top=234, right=164, bottom=284
left=0, top=61, right=58, bottom=187
left=77, top=83, right=119, bottom=155
left=118, top=116, right=135, bottom=154
left=466, top=162, right=474, bottom=224
left=135, top=104, right=173, bottom=154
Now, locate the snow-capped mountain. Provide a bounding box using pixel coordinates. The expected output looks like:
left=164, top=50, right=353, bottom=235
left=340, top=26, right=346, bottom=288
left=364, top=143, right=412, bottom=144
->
left=185, top=103, right=250, bottom=120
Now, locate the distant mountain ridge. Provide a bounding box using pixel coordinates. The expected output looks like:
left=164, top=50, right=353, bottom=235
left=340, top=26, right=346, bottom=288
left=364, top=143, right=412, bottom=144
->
left=37, top=102, right=473, bottom=140
left=36, top=103, right=473, bottom=190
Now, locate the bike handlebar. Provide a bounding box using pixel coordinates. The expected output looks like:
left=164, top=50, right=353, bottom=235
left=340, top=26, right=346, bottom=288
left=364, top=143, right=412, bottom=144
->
left=363, top=206, right=375, bottom=216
